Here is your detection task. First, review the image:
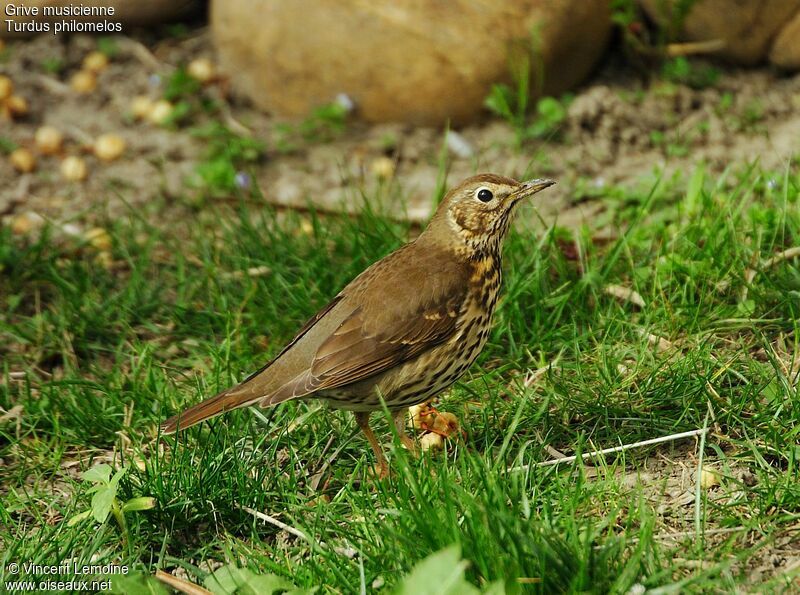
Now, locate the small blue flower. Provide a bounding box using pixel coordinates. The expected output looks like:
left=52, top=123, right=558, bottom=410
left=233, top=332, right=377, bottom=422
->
left=148, top=74, right=161, bottom=88
left=235, top=171, right=252, bottom=190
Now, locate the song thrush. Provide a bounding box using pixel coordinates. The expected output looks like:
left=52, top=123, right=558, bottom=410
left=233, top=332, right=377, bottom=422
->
left=161, top=174, right=555, bottom=477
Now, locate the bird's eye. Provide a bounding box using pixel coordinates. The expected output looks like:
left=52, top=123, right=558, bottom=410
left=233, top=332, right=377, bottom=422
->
left=476, top=188, right=493, bottom=202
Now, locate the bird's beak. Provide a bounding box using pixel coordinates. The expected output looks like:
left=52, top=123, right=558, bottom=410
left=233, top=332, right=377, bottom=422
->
left=511, top=178, right=556, bottom=200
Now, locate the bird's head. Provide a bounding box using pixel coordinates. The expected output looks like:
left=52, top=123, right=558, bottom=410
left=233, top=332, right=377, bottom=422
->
left=425, top=174, right=555, bottom=254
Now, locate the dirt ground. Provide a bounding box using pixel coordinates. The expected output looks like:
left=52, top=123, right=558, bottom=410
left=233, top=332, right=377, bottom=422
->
left=2, top=27, right=799, bottom=233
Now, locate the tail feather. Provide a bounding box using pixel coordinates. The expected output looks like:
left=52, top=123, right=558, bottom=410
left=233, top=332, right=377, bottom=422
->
left=160, top=388, right=264, bottom=434
left=160, top=378, right=310, bottom=435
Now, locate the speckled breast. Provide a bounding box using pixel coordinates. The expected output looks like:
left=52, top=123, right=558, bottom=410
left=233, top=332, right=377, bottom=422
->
left=322, top=254, right=502, bottom=412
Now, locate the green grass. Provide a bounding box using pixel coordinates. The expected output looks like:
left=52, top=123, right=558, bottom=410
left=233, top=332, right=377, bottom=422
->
left=2, top=163, right=800, bottom=593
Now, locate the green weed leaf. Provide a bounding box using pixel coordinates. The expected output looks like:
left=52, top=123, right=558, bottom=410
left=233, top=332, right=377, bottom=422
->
left=66, top=509, right=92, bottom=527
left=122, top=497, right=157, bottom=513
left=110, top=571, right=170, bottom=595
left=685, top=165, right=705, bottom=215
left=81, top=464, right=112, bottom=484
left=109, top=466, right=128, bottom=488
left=205, top=565, right=299, bottom=595
left=395, top=545, right=484, bottom=595
left=484, top=84, right=515, bottom=122
left=91, top=484, right=116, bottom=523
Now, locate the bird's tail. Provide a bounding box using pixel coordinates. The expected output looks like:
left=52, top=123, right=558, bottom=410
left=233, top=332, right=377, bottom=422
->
left=159, top=371, right=309, bottom=434
left=160, top=388, right=264, bottom=434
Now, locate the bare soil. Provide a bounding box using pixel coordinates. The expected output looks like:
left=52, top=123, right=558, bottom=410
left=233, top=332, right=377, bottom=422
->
left=2, top=28, right=799, bottom=234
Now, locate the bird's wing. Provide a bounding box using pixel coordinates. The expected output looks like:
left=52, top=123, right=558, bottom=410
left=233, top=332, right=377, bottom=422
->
left=264, top=244, right=470, bottom=403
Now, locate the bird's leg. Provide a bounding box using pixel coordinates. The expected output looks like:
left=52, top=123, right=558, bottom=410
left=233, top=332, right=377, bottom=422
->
left=392, top=408, right=418, bottom=455
left=354, top=411, right=389, bottom=479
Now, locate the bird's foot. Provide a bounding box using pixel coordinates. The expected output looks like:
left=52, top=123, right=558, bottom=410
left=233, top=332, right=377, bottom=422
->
left=408, top=403, right=460, bottom=438
left=420, top=411, right=460, bottom=439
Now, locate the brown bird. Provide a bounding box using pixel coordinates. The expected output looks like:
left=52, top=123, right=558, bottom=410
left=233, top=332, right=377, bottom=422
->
left=161, top=173, right=555, bottom=477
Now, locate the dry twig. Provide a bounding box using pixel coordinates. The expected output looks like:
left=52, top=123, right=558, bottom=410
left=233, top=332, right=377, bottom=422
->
left=237, top=504, right=357, bottom=558
left=154, top=569, right=213, bottom=595
left=666, top=39, right=726, bottom=57
left=509, top=428, right=708, bottom=472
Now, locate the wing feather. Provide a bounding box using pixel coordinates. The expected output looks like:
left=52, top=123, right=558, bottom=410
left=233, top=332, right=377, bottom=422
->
left=267, top=244, right=469, bottom=401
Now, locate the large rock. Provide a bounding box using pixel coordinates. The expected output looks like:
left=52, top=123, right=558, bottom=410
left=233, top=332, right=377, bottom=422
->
left=1, top=0, right=198, bottom=36
left=640, top=0, right=800, bottom=67
left=211, top=0, right=611, bottom=125
left=770, top=11, right=800, bottom=70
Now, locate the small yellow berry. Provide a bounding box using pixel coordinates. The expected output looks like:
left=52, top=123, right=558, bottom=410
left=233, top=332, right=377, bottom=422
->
left=148, top=99, right=173, bottom=125
left=409, top=403, right=435, bottom=430
left=6, top=95, right=29, bottom=117
left=10, top=148, right=36, bottom=173
left=82, top=51, right=109, bottom=74
left=187, top=58, right=215, bottom=83
left=700, top=466, right=720, bottom=489
left=93, top=133, right=126, bottom=161
left=130, top=95, right=153, bottom=120
left=85, top=227, right=113, bottom=251
left=370, top=156, right=395, bottom=180
left=0, top=75, right=13, bottom=101
left=70, top=70, right=97, bottom=94
left=419, top=432, right=445, bottom=452
left=35, top=126, right=64, bottom=155
left=60, top=156, right=88, bottom=181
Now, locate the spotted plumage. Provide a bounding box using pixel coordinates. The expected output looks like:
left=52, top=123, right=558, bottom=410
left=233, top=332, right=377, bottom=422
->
left=161, top=173, right=555, bottom=477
